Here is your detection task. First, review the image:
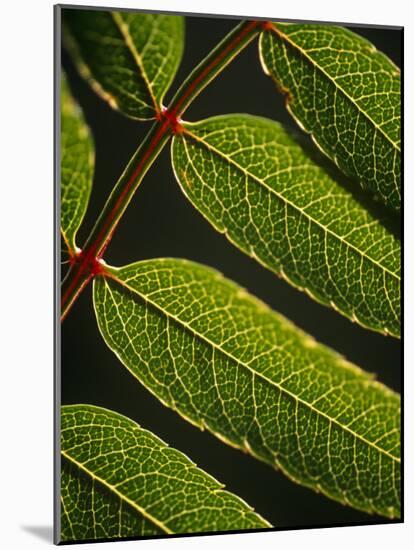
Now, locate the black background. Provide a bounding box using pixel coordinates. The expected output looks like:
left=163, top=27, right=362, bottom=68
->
left=61, top=9, right=402, bottom=533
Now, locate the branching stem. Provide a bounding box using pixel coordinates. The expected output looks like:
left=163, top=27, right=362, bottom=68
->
left=61, top=20, right=262, bottom=321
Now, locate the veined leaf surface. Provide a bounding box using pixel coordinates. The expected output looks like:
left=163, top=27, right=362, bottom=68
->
left=61, top=460, right=161, bottom=541
left=259, top=23, right=401, bottom=212
left=93, top=259, right=401, bottom=518
left=61, top=74, right=94, bottom=256
left=61, top=404, right=270, bottom=542
left=171, top=115, right=400, bottom=337
left=63, top=9, right=184, bottom=119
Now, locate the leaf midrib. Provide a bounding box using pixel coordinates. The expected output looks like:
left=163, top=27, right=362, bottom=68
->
left=180, top=126, right=400, bottom=283
left=102, top=272, right=400, bottom=465
left=266, top=24, right=400, bottom=153
left=110, top=11, right=159, bottom=113
left=61, top=449, right=172, bottom=534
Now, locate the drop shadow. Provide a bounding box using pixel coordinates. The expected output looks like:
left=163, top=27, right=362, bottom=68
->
left=21, top=525, right=54, bottom=543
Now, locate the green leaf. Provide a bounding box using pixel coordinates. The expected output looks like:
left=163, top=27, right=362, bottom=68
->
left=62, top=9, right=184, bottom=120
left=61, top=404, right=270, bottom=542
left=93, top=259, right=400, bottom=519
left=61, top=74, right=94, bottom=255
left=171, top=114, right=400, bottom=337
left=61, top=460, right=161, bottom=541
left=259, top=23, right=401, bottom=212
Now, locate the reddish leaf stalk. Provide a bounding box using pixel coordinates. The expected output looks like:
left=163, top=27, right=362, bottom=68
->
left=61, top=20, right=262, bottom=321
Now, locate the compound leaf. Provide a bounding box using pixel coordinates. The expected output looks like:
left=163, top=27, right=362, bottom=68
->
left=259, top=23, right=401, bottom=212
left=93, top=259, right=401, bottom=519
left=60, top=404, right=270, bottom=542
left=62, top=9, right=184, bottom=119
left=61, top=74, right=94, bottom=256
left=171, top=114, right=400, bottom=337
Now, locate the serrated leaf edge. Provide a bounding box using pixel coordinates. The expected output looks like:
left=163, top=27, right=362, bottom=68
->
left=259, top=25, right=400, bottom=154
left=170, top=117, right=400, bottom=338
left=61, top=404, right=273, bottom=532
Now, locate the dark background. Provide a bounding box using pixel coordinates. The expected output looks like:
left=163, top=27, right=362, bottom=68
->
left=61, top=9, right=402, bottom=533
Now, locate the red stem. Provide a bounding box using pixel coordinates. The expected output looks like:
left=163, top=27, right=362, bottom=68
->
left=61, top=20, right=262, bottom=321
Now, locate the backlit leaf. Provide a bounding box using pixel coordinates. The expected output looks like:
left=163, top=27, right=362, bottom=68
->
left=259, top=23, right=401, bottom=212
left=60, top=404, right=270, bottom=542
left=171, top=114, right=400, bottom=337
left=93, top=259, right=401, bottom=518
left=61, top=74, right=94, bottom=256
left=62, top=9, right=184, bottom=119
